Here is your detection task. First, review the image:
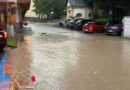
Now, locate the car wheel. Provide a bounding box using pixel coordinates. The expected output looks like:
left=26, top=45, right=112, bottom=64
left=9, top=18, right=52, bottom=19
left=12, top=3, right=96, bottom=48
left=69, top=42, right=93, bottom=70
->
left=75, top=27, right=78, bottom=30
left=0, top=46, right=4, bottom=51
left=73, top=26, right=76, bottom=30
left=118, top=32, right=122, bottom=36
left=59, top=23, right=63, bottom=27
left=70, top=26, right=73, bottom=29
left=84, top=31, right=87, bottom=34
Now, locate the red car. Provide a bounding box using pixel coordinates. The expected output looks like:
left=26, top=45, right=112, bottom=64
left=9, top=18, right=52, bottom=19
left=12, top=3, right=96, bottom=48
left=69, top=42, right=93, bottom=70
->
left=83, top=21, right=105, bottom=33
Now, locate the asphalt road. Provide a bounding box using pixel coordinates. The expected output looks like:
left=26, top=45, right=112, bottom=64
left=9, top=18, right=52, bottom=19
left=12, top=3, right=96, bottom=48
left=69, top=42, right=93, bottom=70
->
left=5, top=23, right=130, bottom=90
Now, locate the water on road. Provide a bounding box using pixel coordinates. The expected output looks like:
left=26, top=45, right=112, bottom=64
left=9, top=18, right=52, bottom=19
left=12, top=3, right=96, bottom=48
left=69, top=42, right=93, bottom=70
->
left=7, top=23, right=130, bottom=90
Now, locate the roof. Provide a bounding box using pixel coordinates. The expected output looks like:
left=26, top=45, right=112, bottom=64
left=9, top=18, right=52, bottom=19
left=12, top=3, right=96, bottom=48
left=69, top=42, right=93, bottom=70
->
left=67, top=0, right=92, bottom=7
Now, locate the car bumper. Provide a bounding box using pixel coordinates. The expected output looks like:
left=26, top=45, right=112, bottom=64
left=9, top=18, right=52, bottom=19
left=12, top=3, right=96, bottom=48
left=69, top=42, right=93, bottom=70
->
left=106, top=29, right=122, bottom=35
left=83, top=29, right=93, bottom=33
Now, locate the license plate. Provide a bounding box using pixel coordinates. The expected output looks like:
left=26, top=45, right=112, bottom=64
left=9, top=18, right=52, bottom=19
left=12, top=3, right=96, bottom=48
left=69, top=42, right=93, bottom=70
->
left=0, top=35, right=2, bottom=37
left=84, top=29, right=88, bottom=31
left=108, top=30, right=113, bottom=32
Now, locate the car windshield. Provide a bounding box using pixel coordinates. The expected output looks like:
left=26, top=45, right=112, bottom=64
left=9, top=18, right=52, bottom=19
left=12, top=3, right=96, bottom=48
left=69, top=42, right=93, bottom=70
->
left=76, top=20, right=82, bottom=23
left=85, top=22, right=93, bottom=25
left=109, top=21, right=122, bottom=25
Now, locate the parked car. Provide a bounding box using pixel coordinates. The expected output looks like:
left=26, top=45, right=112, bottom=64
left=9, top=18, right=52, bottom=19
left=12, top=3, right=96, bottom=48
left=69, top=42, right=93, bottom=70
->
left=105, top=21, right=123, bottom=35
left=83, top=21, right=105, bottom=33
left=68, top=18, right=84, bottom=29
left=0, top=31, right=7, bottom=50
left=23, top=21, right=29, bottom=26
left=66, top=19, right=74, bottom=29
left=59, top=19, right=70, bottom=27
left=74, top=19, right=93, bottom=30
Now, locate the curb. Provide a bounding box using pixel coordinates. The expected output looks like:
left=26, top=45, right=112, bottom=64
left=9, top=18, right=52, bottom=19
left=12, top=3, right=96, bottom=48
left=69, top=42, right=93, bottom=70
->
left=17, top=33, right=20, bottom=48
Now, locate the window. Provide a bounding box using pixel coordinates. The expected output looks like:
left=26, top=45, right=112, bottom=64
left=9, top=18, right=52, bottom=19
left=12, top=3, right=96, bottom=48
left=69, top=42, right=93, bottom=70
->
left=76, top=13, right=82, bottom=17
left=68, top=10, right=71, bottom=14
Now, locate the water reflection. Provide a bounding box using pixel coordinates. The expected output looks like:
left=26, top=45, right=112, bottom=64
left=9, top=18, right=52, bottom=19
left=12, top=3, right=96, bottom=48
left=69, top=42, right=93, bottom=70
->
left=0, top=54, right=11, bottom=90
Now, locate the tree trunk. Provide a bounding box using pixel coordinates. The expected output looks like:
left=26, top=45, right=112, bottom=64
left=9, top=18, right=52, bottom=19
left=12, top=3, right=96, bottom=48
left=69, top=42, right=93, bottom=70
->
left=47, top=14, right=50, bottom=19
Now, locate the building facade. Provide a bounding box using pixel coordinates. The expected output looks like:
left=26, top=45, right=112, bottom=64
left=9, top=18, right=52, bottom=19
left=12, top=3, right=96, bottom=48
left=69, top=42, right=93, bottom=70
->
left=25, top=0, right=38, bottom=18
left=67, top=0, right=93, bottom=19
left=0, top=0, right=30, bottom=31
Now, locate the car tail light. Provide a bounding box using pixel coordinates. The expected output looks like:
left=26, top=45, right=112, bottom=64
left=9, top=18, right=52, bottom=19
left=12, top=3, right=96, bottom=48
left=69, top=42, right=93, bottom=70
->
left=89, top=27, right=93, bottom=30
left=4, top=32, right=8, bottom=38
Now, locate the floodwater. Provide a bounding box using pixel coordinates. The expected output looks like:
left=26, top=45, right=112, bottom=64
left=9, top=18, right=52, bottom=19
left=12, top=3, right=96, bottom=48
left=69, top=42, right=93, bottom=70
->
left=7, top=23, right=130, bottom=90
left=0, top=52, right=11, bottom=90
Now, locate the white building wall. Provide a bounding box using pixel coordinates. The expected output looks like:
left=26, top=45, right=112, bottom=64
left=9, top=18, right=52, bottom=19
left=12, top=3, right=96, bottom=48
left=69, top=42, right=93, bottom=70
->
left=25, top=0, right=38, bottom=17
left=86, top=8, right=92, bottom=19
left=73, top=8, right=85, bottom=18
left=123, top=16, right=130, bottom=38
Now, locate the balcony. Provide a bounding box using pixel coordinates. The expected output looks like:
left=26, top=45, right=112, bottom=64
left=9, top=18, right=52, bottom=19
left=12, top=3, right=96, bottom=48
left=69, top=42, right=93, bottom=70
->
left=0, top=0, right=30, bottom=10
left=17, top=0, right=30, bottom=3
left=0, top=0, right=30, bottom=3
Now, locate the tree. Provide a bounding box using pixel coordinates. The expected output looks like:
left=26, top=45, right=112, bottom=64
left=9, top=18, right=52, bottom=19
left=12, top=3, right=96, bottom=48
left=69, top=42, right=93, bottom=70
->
left=33, top=0, right=66, bottom=19
left=85, top=0, right=130, bottom=20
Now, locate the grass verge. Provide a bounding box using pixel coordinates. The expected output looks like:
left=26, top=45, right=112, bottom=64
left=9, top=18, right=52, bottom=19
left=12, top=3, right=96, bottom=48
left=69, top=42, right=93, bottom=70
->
left=7, top=40, right=17, bottom=47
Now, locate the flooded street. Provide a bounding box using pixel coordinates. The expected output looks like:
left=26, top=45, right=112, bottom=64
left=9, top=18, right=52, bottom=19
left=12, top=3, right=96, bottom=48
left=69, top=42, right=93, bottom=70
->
left=7, top=23, right=130, bottom=90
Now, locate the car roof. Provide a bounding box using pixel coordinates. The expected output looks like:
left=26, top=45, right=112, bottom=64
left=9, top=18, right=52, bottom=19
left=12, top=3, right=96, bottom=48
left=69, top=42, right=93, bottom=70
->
left=108, top=20, right=122, bottom=24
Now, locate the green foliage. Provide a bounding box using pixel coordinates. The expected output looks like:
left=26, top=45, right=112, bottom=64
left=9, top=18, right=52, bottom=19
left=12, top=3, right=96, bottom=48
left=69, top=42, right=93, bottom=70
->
left=33, top=0, right=66, bottom=19
left=85, top=0, right=130, bottom=20
left=7, top=40, right=17, bottom=47
left=95, top=18, right=109, bottom=22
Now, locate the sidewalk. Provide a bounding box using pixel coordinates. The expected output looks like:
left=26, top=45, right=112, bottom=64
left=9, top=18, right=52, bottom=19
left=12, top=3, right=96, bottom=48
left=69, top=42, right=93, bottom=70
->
left=5, top=26, right=33, bottom=90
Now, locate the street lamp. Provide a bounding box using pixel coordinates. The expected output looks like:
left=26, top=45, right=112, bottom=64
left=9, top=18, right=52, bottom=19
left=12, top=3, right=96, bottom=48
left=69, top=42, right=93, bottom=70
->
left=51, top=11, right=54, bottom=15
left=50, top=11, right=54, bottom=22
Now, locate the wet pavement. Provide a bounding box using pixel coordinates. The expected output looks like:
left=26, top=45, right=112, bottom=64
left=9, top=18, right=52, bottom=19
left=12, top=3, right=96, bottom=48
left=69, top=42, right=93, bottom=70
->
left=0, top=52, right=11, bottom=90
left=5, top=23, right=130, bottom=90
